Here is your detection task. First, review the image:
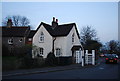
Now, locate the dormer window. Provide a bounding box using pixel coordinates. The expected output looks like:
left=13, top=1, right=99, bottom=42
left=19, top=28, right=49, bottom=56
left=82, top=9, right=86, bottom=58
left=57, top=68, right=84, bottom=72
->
left=72, top=33, right=74, bottom=43
left=39, top=32, right=44, bottom=42
left=8, top=38, right=13, bottom=44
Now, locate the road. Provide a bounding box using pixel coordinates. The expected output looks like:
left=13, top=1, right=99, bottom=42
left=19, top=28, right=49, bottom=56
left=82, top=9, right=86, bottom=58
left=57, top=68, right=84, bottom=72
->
left=3, top=57, right=119, bottom=80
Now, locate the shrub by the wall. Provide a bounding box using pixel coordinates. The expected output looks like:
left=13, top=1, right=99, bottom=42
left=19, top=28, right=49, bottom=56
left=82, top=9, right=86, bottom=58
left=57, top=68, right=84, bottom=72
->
left=45, top=52, right=56, bottom=66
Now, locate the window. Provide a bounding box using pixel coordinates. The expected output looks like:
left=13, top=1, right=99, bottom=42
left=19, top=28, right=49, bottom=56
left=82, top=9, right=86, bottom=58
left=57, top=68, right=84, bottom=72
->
left=39, top=32, right=44, bottom=42
left=72, top=33, right=74, bottom=43
left=56, top=48, right=61, bottom=57
left=38, top=48, right=44, bottom=56
left=28, top=38, right=32, bottom=41
left=19, top=38, right=23, bottom=42
left=8, top=38, right=13, bottom=44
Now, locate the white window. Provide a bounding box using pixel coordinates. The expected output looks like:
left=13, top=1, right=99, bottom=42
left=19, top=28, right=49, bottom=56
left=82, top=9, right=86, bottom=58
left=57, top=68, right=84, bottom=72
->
left=38, top=48, right=44, bottom=56
left=28, top=38, right=32, bottom=41
left=19, top=38, right=23, bottom=42
left=39, top=32, right=44, bottom=42
left=72, top=33, right=74, bottom=43
left=8, top=38, right=13, bottom=44
left=56, top=48, right=61, bottom=57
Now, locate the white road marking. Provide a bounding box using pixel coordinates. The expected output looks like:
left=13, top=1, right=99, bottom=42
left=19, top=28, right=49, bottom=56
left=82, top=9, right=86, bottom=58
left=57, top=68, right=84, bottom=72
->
left=99, top=67, right=104, bottom=69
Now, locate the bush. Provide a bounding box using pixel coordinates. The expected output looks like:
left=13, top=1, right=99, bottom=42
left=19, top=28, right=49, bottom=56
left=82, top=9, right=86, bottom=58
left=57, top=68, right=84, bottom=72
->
left=45, top=52, right=57, bottom=66
left=15, top=44, right=32, bottom=58
left=2, top=44, right=10, bottom=56
left=56, top=57, right=72, bottom=66
left=32, top=57, right=45, bottom=68
left=19, top=53, right=34, bottom=69
left=2, top=56, right=20, bottom=71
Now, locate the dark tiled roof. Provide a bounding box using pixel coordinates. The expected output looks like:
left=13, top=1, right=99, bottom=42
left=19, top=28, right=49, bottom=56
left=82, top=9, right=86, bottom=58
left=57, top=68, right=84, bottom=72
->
left=28, top=30, right=36, bottom=38
left=1, top=26, right=30, bottom=37
left=36, top=22, right=80, bottom=39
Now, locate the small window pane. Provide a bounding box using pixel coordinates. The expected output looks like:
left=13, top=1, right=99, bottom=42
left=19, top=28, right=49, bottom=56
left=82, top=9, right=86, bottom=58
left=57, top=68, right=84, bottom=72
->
left=38, top=48, right=44, bottom=56
left=56, top=48, right=61, bottom=57
left=39, top=32, right=44, bottom=42
left=8, top=38, right=13, bottom=44
left=72, top=33, right=74, bottom=43
left=28, top=38, right=32, bottom=41
left=19, top=39, right=23, bottom=42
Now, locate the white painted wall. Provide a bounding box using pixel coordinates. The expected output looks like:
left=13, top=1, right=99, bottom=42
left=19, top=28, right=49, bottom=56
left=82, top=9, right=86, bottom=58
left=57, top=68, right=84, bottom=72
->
left=32, top=25, right=53, bottom=58
left=66, top=26, right=82, bottom=56
left=54, top=36, right=67, bottom=57
left=32, top=24, right=82, bottom=59
left=54, top=25, right=82, bottom=57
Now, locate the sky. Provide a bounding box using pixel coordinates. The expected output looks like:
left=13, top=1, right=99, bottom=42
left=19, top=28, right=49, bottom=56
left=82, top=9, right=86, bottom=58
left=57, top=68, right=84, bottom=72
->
left=1, top=2, right=118, bottom=43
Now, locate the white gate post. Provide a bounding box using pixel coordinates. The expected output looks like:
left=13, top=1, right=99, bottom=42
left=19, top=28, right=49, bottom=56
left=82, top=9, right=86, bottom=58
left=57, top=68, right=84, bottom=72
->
left=32, top=50, right=34, bottom=58
left=81, top=50, right=84, bottom=66
left=78, top=51, right=80, bottom=63
left=75, top=51, right=77, bottom=63
left=92, top=50, right=95, bottom=65
left=86, top=50, right=88, bottom=65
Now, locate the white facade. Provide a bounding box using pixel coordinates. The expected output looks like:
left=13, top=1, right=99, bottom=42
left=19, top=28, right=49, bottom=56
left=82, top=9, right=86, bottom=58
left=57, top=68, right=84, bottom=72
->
left=32, top=25, right=53, bottom=58
left=32, top=23, right=82, bottom=61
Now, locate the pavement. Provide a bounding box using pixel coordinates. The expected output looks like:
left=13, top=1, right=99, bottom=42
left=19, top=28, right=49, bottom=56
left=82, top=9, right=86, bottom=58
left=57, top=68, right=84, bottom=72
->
left=2, top=58, right=102, bottom=77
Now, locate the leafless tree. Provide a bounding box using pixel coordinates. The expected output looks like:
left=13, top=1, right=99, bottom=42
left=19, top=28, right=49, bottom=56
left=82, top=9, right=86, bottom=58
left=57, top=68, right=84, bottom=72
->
left=80, top=26, right=102, bottom=52
left=20, top=16, right=30, bottom=26
left=2, top=15, right=30, bottom=26
left=106, top=40, right=120, bottom=54
left=80, top=26, right=98, bottom=44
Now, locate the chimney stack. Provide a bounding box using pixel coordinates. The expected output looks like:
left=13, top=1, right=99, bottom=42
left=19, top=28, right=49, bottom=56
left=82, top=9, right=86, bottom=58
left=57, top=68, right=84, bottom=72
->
left=7, top=19, right=13, bottom=28
left=52, top=17, right=58, bottom=29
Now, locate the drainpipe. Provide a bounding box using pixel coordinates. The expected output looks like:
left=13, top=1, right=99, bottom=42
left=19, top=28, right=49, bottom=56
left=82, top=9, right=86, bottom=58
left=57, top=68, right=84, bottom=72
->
left=52, top=37, right=56, bottom=54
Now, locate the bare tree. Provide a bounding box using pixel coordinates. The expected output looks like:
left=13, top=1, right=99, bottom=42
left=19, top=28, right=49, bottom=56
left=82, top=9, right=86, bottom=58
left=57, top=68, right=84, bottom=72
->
left=2, top=15, right=30, bottom=26
left=100, top=40, right=120, bottom=55
left=80, top=26, right=102, bottom=53
left=80, top=26, right=98, bottom=44
left=20, top=16, right=30, bottom=26
left=106, top=40, right=120, bottom=54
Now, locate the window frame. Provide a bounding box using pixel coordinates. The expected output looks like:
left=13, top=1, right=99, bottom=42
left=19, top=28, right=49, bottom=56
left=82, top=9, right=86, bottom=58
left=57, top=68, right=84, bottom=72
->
left=8, top=38, right=13, bottom=45
left=56, top=48, right=61, bottom=57
left=28, top=38, right=32, bottom=41
left=39, top=32, right=44, bottom=43
left=72, top=33, right=74, bottom=43
left=19, top=38, right=23, bottom=42
left=39, top=48, right=44, bottom=56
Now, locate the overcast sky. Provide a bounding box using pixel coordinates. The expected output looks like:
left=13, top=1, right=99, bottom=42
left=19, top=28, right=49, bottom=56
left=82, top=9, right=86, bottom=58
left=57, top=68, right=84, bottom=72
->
left=1, top=2, right=118, bottom=43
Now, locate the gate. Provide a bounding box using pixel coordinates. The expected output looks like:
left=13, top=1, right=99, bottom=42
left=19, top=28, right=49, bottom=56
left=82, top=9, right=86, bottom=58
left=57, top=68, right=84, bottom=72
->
left=74, top=49, right=95, bottom=66
left=81, top=50, right=95, bottom=66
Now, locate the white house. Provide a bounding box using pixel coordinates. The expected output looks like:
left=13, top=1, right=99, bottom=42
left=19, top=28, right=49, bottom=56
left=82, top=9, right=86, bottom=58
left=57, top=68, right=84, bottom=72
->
left=32, top=17, right=83, bottom=63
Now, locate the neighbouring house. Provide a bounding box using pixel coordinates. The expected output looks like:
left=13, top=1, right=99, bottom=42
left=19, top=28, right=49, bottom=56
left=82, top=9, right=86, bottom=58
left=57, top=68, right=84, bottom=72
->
left=32, top=17, right=83, bottom=63
left=1, top=19, right=31, bottom=55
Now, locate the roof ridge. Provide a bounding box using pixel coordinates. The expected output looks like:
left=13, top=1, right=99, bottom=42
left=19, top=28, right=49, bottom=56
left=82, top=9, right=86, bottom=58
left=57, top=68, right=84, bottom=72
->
left=41, top=22, right=51, bottom=27
left=58, top=23, right=75, bottom=26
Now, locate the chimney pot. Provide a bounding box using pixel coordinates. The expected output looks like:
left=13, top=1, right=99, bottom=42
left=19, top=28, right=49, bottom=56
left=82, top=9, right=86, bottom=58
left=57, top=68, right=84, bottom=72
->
left=56, top=19, right=58, bottom=23
left=53, top=17, right=55, bottom=22
left=7, top=19, right=13, bottom=28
